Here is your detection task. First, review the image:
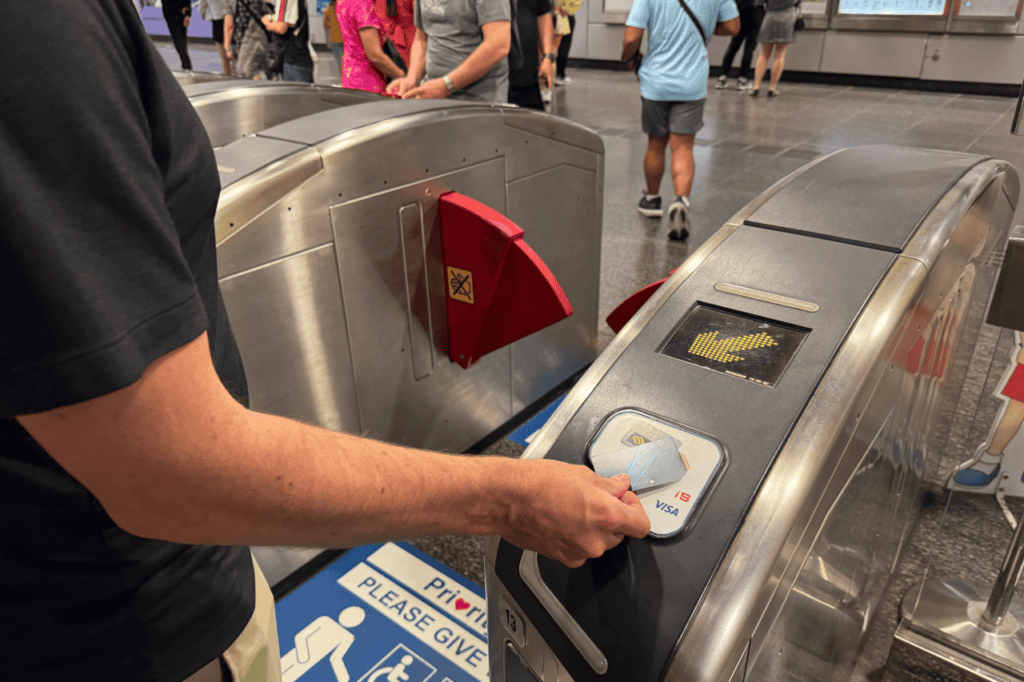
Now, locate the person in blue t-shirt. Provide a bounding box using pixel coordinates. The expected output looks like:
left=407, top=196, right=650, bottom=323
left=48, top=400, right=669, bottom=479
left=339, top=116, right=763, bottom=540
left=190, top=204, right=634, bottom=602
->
left=622, top=0, right=738, bottom=240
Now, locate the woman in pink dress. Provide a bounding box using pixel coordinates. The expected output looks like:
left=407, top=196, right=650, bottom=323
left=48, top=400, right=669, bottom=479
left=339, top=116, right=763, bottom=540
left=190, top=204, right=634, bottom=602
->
left=337, top=0, right=406, bottom=95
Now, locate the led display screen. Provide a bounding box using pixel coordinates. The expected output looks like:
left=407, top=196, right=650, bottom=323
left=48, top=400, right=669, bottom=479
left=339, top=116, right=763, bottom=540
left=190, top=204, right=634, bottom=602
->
left=660, top=305, right=809, bottom=387
left=837, top=0, right=947, bottom=15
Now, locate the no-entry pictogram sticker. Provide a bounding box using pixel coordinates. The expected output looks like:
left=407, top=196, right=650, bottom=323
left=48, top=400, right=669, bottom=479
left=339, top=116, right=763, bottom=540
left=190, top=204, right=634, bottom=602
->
left=447, top=267, right=474, bottom=305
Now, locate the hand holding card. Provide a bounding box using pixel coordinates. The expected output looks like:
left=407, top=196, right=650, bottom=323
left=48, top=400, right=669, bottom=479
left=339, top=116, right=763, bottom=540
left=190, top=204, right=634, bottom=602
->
left=589, top=439, right=689, bottom=493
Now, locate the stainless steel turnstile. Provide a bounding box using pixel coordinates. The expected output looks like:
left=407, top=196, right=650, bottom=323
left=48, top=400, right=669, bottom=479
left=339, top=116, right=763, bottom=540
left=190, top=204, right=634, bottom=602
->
left=211, top=99, right=603, bottom=454
left=182, top=80, right=384, bottom=147
left=172, top=69, right=239, bottom=86
left=485, top=145, right=1019, bottom=682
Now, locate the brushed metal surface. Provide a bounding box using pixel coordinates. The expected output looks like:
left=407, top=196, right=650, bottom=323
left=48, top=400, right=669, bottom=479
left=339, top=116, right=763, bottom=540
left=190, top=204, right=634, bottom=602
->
left=219, top=243, right=360, bottom=432
left=714, top=282, right=821, bottom=312
left=190, top=83, right=384, bottom=148
left=889, top=614, right=1021, bottom=682
left=506, top=164, right=600, bottom=413
left=987, top=224, right=1024, bottom=330
left=216, top=147, right=328, bottom=278
left=901, top=577, right=1024, bottom=676
left=171, top=69, right=240, bottom=86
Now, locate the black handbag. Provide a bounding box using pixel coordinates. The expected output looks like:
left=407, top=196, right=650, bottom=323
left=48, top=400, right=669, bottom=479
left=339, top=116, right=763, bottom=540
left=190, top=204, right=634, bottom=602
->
left=382, top=37, right=407, bottom=75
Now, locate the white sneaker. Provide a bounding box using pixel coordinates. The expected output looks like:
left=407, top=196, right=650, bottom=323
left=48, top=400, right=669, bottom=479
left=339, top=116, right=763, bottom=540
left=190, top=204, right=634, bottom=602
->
left=555, top=75, right=572, bottom=86
left=715, top=74, right=728, bottom=89
left=541, top=87, right=553, bottom=103
left=668, top=197, right=690, bottom=241
left=737, top=77, right=753, bottom=91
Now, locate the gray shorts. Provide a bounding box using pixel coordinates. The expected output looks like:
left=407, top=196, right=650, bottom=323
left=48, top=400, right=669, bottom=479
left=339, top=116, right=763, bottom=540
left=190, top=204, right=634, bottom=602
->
left=641, top=97, right=706, bottom=137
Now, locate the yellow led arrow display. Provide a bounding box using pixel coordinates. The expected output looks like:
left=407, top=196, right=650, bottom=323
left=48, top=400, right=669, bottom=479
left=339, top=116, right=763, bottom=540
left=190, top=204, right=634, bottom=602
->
left=688, top=331, right=778, bottom=363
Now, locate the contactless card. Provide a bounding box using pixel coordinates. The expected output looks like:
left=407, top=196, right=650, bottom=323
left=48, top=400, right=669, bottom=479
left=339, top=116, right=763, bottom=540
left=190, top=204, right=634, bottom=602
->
left=620, top=420, right=682, bottom=450
left=589, top=438, right=688, bottom=492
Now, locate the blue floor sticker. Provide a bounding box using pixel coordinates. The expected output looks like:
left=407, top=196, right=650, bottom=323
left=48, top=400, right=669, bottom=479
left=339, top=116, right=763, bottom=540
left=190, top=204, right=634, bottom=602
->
left=507, top=395, right=566, bottom=447
left=276, top=543, right=487, bottom=682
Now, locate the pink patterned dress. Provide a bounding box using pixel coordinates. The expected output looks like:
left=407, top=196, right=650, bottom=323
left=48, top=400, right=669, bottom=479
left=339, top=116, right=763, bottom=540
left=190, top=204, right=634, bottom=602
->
left=337, top=0, right=388, bottom=94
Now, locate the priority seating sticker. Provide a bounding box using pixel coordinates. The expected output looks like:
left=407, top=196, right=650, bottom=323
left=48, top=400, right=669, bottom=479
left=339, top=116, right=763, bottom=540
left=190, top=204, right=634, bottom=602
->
left=276, top=543, right=487, bottom=682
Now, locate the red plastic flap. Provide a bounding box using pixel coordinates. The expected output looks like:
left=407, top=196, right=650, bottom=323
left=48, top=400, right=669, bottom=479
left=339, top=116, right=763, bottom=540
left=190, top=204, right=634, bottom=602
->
left=439, top=192, right=573, bottom=369
left=605, top=267, right=678, bottom=334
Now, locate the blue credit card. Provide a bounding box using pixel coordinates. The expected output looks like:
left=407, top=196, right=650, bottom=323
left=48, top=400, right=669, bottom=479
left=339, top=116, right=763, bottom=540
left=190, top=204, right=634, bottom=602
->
left=589, top=438, right=689, bottom=492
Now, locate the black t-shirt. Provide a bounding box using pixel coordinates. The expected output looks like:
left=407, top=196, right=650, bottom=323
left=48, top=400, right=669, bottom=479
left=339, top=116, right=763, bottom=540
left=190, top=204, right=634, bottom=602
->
left=0, top=2, right=255, bottom=680
left=510, top=0, right=553, bottom=88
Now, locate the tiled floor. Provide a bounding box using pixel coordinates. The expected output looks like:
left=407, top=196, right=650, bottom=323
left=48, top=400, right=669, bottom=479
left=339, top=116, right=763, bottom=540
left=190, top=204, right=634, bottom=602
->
left=157, top=38, right=1024, bottom=682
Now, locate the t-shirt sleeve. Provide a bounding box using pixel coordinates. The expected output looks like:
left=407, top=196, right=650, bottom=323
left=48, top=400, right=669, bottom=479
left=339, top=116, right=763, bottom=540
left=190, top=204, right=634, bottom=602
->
left=719, top=0, right=739, bottom=21
left=626, top=0, right=650, bottom=29
left=0, top=3, right=210, bottom=416
left=355, top=0, right=384, bottom=29
left=276, top=0, right=301, bottom=25
left=477, top=0, right=512, bottom=26
left=413, top=0, right=422, bottom=30
left=537, top=0, right=554, bottom=17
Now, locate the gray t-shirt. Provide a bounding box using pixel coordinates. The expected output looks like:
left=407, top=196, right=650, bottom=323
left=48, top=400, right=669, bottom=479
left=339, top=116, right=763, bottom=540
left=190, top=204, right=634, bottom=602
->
left=414, top=0, right=511, bottom=103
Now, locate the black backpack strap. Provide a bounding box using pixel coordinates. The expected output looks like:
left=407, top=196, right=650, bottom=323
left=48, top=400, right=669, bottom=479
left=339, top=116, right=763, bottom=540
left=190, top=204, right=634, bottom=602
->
left=676, top=0, right=707, bottom=43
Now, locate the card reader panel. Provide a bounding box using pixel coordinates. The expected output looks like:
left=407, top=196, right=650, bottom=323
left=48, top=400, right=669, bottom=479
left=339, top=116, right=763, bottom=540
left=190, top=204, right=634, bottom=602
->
left=494, top=225, right=897, bottom=682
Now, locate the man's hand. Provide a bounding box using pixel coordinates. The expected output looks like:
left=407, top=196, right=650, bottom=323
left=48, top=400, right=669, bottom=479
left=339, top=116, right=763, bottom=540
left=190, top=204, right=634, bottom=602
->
left=403, top=78, right=448, bottom=99
left=386, top=76, right=418, bottom=97
left=500, top=463, right=650, bottom=568
left=539, top=56, right=554, bottom=89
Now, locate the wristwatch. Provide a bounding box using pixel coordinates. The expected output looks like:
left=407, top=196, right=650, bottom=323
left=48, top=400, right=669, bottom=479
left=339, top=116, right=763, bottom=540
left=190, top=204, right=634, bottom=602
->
left=443, top=74, right=457, bottom=93
left=542, top=53, right=557, bottom=63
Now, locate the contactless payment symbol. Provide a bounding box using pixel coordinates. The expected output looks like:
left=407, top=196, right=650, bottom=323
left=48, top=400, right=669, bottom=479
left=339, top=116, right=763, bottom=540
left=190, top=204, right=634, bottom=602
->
left=447, top=267, right=474, bottom=304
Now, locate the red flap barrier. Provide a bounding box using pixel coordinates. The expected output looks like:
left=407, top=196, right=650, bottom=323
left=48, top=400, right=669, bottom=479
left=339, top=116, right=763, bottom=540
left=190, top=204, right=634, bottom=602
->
left=605, top=268, right=677, bottom=334
left=439, top=192, right=573, bottom=369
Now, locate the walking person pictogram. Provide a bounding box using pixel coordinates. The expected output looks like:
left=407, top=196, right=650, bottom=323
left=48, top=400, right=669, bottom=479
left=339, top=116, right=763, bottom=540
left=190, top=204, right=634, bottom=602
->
left=280, top=606, right=366, bottom=682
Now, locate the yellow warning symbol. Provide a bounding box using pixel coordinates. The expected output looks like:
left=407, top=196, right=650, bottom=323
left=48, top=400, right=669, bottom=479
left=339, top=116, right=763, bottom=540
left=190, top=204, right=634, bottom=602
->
left=688, top=331, right=777, bottom=363
left=447, top=266, right=474, bottom=304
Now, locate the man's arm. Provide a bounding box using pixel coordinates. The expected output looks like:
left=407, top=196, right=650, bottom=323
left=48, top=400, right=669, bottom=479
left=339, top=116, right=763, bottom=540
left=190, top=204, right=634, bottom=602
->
left=621, top=25, right=643, bottom=62
left=714, top=16, right=740, bottom=34
left=537, top=12, right=554, bottom=89
left=387, top=27, right=428, bottom=96
left=17, top=333, right=649, bottom=568
left=262, top=16, right=292, bottom=34
left=224, top=13, right=235, bottom=58
left=403, top=20, right=510, bottom=99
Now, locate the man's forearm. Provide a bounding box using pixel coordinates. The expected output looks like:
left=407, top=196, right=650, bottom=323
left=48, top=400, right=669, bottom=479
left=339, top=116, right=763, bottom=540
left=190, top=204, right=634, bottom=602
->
left=447, top=22, right=510, bottom=91
left=407, top=29, right=428, bottom=83
left=18, top=335, right=516, bottom=548
left=132, top=405, right=521, bottom=547
left=538, top=13, right=554, bottom=56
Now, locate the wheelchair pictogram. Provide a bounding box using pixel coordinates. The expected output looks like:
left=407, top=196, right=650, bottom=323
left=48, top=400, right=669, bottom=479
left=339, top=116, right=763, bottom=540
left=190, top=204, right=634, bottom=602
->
left=358, top=645, right=436, bottom=682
